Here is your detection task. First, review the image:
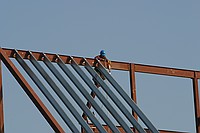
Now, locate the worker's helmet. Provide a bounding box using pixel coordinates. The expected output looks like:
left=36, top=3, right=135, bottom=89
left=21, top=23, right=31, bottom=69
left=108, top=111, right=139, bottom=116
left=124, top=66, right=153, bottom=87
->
left=100, top=50, right=106, bottom=56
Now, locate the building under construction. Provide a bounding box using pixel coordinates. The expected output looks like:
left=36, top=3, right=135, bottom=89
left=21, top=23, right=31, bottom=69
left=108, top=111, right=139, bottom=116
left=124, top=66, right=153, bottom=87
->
left=0, top=48, right=199, bottom=133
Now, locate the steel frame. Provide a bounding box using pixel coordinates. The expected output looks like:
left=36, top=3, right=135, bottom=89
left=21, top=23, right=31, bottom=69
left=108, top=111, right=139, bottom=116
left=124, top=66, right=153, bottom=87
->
left=0, top=48, right=199, bottom=133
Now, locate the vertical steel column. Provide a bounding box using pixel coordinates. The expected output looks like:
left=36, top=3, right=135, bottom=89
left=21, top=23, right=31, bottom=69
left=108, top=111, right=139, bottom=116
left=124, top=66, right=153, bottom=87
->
left=193, top=72, right=200, bottom=133
left=0, top=49, right=64, bottom=133
left=129, top=63, right=138, bottom=133
left=0, top=59, right=4, bottom=133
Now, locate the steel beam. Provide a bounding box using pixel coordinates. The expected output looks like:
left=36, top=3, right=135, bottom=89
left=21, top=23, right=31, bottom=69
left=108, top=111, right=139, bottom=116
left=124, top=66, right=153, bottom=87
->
left=90, top=124, right=188, bottom=133
left=129, top=63, right=138, bottom=133
left=70, top=57, right=133, bottom=133
left=14, top=50, right=79, bottom=133
left=42, top=53, right=107, bottom=133
left=130, top=63, right=137, bottom=118
left=27, top=52, right=93, bottom=133
left=134, top=64, right=194, bottom=78
left=0, top=49, right=64, bottom=133
left=193, top=72, right=200, bottom=133
left=158, top=130, right=189, bottom=133
left=0, top=59, right=4, bottom=133
left=97, top=59, right=159, bottom=133
left=2, top=48, right=199, bottom=78
left=57, top=55, right=121, bottom=133
left=83, top=58, right=145, bottom=133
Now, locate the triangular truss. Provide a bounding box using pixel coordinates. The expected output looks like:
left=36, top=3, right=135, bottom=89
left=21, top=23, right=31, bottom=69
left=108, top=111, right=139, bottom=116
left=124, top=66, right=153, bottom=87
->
left=0, top=48, right=199, bottom=133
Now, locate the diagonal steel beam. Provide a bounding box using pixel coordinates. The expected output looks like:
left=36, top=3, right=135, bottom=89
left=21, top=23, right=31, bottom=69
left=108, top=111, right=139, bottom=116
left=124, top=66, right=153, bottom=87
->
left=97, top=59, right=159, bottom=133
left=13, top=50, right=79, bottom=133
left=70, top=56, right=136, bottom=133
left=83, top=58, right=145, bottom=133
left=0, top=49, right=64, bottom=133
left=57, top=55, right=121, bottom=133
left=27, top=51, right=93, bottom=133
left=42, top=53, right=107, bottom=133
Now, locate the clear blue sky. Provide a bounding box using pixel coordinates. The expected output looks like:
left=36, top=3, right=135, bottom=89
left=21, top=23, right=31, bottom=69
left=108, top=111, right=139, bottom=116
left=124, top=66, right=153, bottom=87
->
left=0, top=1, right=200, bottom=133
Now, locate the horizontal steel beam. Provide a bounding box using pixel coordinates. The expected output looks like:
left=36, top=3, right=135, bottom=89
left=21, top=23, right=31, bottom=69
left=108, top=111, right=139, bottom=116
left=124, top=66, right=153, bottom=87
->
left=89, top=124, right=188, bottom=133
left=134, top=64, right=195, bottom=78
left=157, top=130, right=189, bottom=133
left=1, top=48, right=198, bottom=78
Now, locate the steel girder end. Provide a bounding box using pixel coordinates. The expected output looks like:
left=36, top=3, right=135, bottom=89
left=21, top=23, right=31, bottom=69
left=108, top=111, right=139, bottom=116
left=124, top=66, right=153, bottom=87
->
left=39, top=53, right=46, bottom=61
left=81, top=58, right=86, bottom=66
left=68, top=56, right=73, bottom=64
left=25, top=51, right=32, bottom=59
left=52, top=54, right=59, bottom=62
left=12, top=49, right=18, bottom=58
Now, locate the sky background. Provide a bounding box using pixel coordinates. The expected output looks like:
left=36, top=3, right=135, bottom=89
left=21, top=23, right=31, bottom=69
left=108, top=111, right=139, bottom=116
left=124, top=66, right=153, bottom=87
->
left=0, top=1, right=200, bottom=133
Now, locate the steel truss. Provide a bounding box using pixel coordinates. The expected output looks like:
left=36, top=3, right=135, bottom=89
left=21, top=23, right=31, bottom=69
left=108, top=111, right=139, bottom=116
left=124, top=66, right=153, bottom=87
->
left=0, top=48, right=199, bottom=133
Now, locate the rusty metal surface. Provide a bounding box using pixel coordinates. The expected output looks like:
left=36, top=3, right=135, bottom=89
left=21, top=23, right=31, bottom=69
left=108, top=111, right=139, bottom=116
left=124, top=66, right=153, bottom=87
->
left=0, top=60, right=4, bottom=133
left=157, top=130, right=189, bottom=133
left=89, top=124, right=188, bottom=133
left=0, top=49, right=64, bottom=133
left=2, top=48, right=199, bottom=78
left=134, top=64, right=195, bottom=78
left=129, top=63, right=138, bottom=133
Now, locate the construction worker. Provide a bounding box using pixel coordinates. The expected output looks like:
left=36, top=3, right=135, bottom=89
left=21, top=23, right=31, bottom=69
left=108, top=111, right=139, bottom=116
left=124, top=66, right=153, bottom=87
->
left=82, top=50, right=111, bottom=125
left=93, top=50, right=111, bottom=88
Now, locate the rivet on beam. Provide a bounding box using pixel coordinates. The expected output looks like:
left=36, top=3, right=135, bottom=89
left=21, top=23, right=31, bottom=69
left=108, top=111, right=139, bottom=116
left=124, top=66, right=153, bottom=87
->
left=40, top=55, right=45, bottom=61
left=68, top=56, right=73, bottom=64
left=68, top=59, right=72, bottom=64
left=26, top=51, right=31, bottom=59
left=27, top=54, right=31, bottom=59
left=54, top=56, right=59, bottom=62
left=82, top=61, right=86, bottom=65
left=13, top=52, right=17, bottom=58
